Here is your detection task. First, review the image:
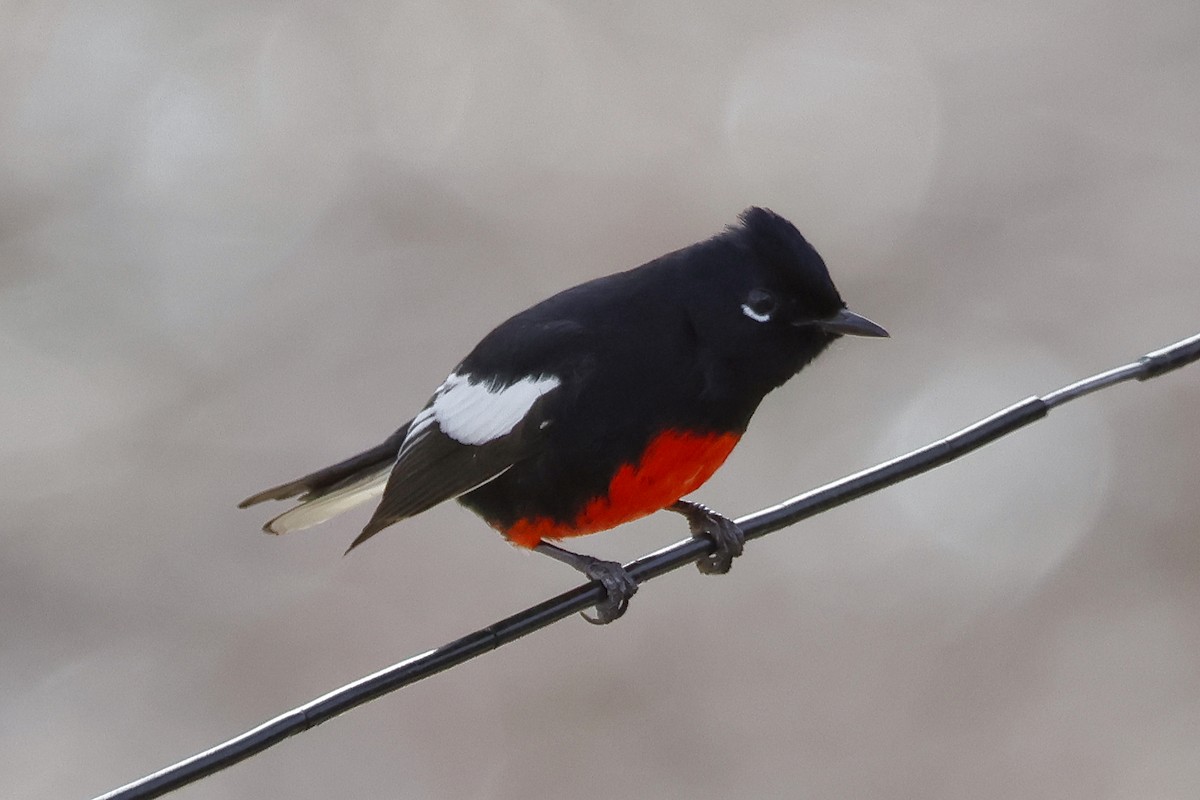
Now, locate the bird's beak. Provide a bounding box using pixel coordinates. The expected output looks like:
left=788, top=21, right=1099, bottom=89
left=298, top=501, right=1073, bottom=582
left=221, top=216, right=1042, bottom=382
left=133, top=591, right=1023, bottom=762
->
left=816, top=308, right=889, bottom=338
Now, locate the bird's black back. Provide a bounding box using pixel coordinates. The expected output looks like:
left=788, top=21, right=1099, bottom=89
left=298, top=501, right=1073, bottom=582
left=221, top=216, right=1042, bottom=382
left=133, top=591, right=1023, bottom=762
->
left=458, top=208, right=846, bottom=527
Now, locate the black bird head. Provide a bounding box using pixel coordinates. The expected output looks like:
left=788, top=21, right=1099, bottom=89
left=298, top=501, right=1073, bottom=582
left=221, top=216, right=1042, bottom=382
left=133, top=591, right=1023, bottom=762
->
left=686, top=206, right=887, bottom=395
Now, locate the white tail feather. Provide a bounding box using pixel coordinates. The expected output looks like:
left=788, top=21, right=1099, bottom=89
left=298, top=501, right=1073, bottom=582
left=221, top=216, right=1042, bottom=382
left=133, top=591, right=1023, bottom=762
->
left=264, top=466, right=391, bottom=534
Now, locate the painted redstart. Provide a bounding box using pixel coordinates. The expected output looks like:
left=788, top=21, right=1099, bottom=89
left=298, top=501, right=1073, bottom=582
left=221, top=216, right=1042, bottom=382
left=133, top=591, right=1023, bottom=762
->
left=240, top=207, right=887, bottom=622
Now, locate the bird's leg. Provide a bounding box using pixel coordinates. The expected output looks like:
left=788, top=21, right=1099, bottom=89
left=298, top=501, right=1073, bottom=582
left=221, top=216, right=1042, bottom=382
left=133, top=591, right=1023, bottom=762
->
left=669, top=500, right=745, bottom=575
left=534, top=541, right=639, bottom=624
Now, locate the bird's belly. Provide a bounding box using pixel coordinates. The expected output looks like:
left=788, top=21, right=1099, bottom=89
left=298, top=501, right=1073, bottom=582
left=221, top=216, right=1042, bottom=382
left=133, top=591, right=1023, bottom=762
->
left=502, top=429, right=740, bottom=548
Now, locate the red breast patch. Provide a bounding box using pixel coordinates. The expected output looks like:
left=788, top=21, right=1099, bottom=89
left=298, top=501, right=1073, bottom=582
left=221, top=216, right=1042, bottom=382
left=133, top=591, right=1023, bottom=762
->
left=504, top=429, right=740, bottom=548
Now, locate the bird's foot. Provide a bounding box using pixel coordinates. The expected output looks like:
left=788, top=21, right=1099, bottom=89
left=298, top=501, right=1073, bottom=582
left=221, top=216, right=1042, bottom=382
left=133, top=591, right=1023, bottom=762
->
left=577, top=558, right=639, bottom=624
left=534, top=542, right=638, bottom=624
left=669, top=500, right=745, bottom=575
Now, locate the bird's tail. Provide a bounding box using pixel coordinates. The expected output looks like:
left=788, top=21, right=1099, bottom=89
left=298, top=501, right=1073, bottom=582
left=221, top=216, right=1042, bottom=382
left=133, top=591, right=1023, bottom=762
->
left=238, top=422, right=410, bottom=535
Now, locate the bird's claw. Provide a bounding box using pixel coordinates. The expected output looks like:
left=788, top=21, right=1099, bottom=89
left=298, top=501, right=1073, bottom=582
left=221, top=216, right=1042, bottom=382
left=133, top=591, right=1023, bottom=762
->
left=672, top=501, right=745, bottom=575
left=579, top=559, right=639, bottom=624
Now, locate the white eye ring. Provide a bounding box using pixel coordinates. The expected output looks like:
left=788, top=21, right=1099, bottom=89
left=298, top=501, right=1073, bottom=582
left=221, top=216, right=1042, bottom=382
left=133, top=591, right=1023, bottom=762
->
left=741, top=303, right=772, bottom=323
left=742, top=288, right=778, bottom=323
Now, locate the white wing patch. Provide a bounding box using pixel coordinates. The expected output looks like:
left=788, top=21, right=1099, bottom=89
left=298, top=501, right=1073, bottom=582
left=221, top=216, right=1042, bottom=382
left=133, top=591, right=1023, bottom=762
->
left=405, top=372, right=561, bottom=449
left=405, top=405, right=437, bottom=442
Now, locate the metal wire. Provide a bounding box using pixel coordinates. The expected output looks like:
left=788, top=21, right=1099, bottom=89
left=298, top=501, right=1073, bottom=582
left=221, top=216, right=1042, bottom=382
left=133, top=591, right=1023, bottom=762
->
left=93, top=330, right=1200, bottom=800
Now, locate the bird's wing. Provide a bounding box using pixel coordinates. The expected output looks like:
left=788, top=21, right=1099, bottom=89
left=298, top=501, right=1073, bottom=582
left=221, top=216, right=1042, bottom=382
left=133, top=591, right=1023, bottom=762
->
left=346, top=370, right=564, bottom=551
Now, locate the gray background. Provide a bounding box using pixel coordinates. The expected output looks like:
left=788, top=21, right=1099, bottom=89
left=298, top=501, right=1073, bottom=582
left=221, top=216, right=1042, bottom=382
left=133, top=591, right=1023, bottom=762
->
left=3, top=2, right=1199, bottom=798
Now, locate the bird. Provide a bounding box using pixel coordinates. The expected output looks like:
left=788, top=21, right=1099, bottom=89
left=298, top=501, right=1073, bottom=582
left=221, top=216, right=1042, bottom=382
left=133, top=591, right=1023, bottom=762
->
left=239, top=207, right=887, bottom=623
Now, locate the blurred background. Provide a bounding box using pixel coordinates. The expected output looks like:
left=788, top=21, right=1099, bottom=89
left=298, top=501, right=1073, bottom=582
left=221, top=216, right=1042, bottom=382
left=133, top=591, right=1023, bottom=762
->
left=3, top=1, right=1199, bottom=798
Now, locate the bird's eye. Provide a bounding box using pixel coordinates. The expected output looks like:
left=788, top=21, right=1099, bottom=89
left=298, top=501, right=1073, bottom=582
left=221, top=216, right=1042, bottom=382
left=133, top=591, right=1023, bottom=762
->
left=741, top=289, right=778, bottom=323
